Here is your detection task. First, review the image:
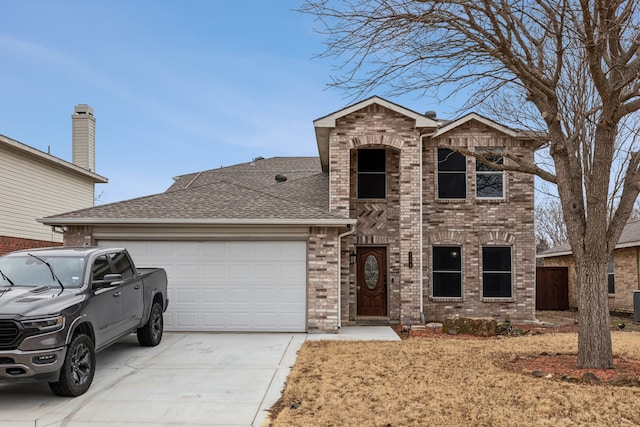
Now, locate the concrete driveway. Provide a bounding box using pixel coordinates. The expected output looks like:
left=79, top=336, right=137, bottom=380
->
left=0, top=327, right=398, bottom=426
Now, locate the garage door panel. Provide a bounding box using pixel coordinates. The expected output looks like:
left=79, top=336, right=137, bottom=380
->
left=175, top=288, right=199, bottom=303
left=227, top=264, right=254, bottom=280
left=201, top=263, right=226, bottom=278
left=176, top=312, right=198, bottom=328
left=227, top=313, right=251, bottom=328
left=202, top=288, right=224, bottom=303
left=202, top=244, right=226, bottom=257
left=281, top=289, right=305, bottom=303
left=202, top=313, right=224, bottom=328
left=175, top=264, right=199, bottom=280
left=281, top=265, right=306, bottom=281
left=98, top=240, right=307, bottom=332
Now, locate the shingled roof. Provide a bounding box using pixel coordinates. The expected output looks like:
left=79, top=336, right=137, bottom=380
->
left=167, top=157, right=322, bottom=192
left=40, top=156, right=351, bottom=226
left=538, top=219, right=640, bottom=258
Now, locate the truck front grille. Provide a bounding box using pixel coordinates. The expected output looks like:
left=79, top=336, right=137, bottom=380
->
left=0, top=321, right=20, bottom=348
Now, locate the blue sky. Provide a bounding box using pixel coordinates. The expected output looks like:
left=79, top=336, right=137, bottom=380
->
left=0, top=1, right=461, bottom=205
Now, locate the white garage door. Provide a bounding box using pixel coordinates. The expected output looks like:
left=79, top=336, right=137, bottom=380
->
left=97, top=240, right=307, bottom=332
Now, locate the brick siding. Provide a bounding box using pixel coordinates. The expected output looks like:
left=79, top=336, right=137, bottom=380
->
left=422, top=123, right=537, bottom=322
left=330, top=106, right=536, bottom=326
left=0, top=235, right=62, bottom=255
left=62, top=226, right=94, bottom=247
left=307, top=226, right=340, bottom=332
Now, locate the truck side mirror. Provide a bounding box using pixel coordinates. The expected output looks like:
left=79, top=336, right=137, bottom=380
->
left=92, top=273, right=123, bottom=289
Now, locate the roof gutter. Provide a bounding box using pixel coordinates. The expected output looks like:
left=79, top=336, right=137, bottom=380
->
left=38, top=217, right=358, bottom=227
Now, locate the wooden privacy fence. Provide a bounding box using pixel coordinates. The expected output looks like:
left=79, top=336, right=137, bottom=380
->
left=536, top=266, right=569, bottom=310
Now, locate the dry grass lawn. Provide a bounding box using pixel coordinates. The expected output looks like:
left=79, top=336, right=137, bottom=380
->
left=269, top=332, right=640, bottom=426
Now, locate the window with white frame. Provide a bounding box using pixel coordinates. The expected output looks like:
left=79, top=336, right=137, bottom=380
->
left=357, top=149, right=386, bottom=199
left=432, top=246, right=462, bottom=298
left=437, top=148, right=466, bottom=199
left=476, top=149, right=505, bottom=198
left=482, top=246, right=512, bottom=298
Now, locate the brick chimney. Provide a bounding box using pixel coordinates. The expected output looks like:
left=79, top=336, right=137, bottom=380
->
left=71, top=104, right=96, bottom=172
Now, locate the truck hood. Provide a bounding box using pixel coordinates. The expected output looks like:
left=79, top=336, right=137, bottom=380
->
left=0, top=286, right=83, bottom=318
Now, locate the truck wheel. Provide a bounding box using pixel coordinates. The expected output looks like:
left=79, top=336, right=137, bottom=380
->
left=137, top=302, right=163, bottom=346
left=49, top=333, right=95, bottom=397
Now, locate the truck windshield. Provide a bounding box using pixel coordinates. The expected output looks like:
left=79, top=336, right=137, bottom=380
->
left=0, top=256, right=85, bottom=288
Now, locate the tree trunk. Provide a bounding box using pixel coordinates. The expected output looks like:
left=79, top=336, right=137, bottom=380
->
left=575, top=257, right=613, bottom=369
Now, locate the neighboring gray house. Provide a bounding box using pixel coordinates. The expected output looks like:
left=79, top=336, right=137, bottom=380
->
left=0, top=105, right=107, bottom=255
left=41, top=96, right=539, bottom=333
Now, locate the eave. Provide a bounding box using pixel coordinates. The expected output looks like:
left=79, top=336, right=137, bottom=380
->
left=38, top=217, right=357, bottom=227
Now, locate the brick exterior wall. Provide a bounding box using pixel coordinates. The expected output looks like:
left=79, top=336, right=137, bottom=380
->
left=307, top=226, right=340, bottom=332
left=62, top=226, right=94, bottom=247
left=543, top=247, right=640, bottom=314
left=422, top=122, right=537, bottom=322
left=0, top=235, right=61, bottom=255
left=329, top=106, right=536, bottom=326
left=330, top=104, right=424, bottom=326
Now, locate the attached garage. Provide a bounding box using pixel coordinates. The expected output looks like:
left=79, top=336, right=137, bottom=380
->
left=40, top=157, right=355, bottom=333
left=97, top=240, right=308, bottom=332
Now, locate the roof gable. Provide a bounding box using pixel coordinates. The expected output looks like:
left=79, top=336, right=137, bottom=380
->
left=431, top=113, right=538, bottom=140
left=313, top=96, right=441, bottom=172
left=314, top=96, right=441, bottom=128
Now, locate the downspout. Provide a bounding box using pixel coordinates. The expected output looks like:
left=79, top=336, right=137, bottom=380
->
left=337, top=225, right=357, bottom=329
left=419, top=130, right=438, bottom=324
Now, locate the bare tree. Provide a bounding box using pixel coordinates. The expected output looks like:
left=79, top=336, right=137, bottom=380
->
left=301, top=0, right=640, bottom=368
left=536, top=198, right=568, bottom=250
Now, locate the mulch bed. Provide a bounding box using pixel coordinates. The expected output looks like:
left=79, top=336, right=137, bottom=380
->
left=395, top=322, right=640, bottom=386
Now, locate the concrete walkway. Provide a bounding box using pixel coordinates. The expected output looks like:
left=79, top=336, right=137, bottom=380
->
left=0, top=327, right=399, bottom=427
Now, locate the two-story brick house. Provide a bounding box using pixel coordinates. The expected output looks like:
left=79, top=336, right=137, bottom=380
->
left=41, top=96, right=538, bottom=332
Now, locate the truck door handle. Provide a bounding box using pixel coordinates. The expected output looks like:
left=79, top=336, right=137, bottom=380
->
left=113, top=292, right=122, bottom=297
left=134, top=285, right=140, bottom=290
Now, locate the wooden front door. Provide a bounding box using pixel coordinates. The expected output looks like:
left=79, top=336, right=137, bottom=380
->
left=357, top=247, right=387, bottom=316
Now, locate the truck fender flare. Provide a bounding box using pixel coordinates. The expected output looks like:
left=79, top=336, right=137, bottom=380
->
left=65, top=314, right=95, bottom=345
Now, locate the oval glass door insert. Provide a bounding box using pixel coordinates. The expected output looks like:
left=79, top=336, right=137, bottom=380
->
left=364, top=255, right=379, bottom=289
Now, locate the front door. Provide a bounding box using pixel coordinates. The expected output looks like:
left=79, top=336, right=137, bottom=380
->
left=356, top=247, right=387, bottom=316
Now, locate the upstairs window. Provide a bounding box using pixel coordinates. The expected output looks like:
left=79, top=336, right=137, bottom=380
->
left=476, top=149, right=505, bottom=198
left=437, top=148, right=466, bottom=199
left=432, top=246, right=462, bottom=298
left=482, top=246, right=512, bottom=298
left=357, top=149, right=386, bottom=199
left=608, top=256, right=615, bottom=294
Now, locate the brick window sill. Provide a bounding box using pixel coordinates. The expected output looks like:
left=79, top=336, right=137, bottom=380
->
left=430, top=297, right=464, bottom=303
left=481, top=297, right=515, bottom=303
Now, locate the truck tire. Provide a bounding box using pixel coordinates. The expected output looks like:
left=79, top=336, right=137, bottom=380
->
left=137, top=302, right=163, bottom=346
left=49, top=333, right=96, bottom=397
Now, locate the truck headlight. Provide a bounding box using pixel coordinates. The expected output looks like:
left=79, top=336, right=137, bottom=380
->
left=21, top=315, right=64, bottom=331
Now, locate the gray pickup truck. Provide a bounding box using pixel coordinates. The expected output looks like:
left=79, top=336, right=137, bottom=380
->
left=0, top=246, right=168, bottom=396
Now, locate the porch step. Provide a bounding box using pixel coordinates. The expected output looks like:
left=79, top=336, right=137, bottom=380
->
left=356, top=317, right=391, bottom=326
